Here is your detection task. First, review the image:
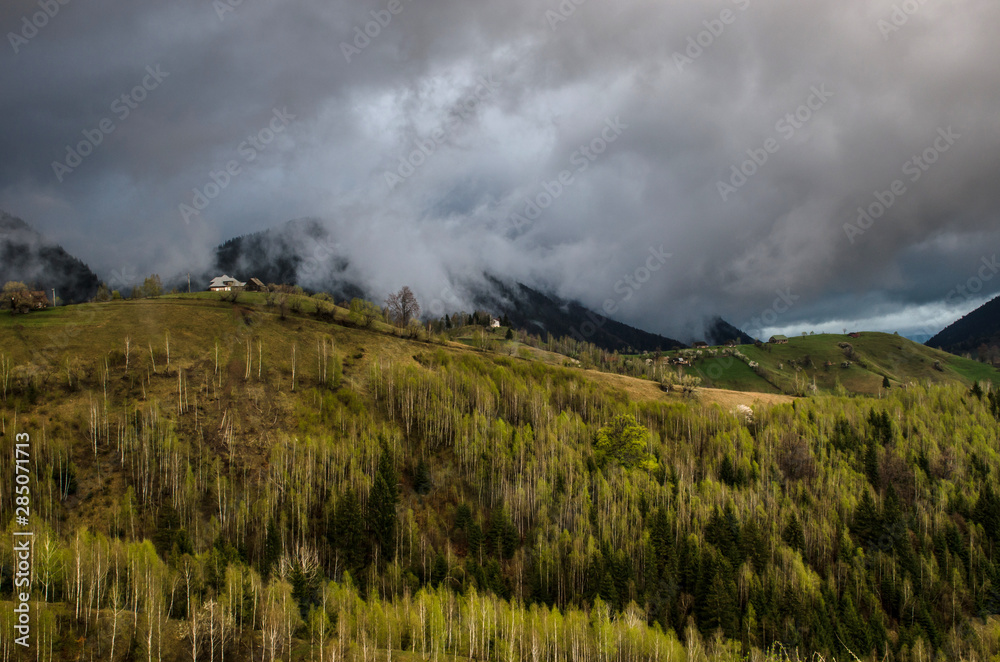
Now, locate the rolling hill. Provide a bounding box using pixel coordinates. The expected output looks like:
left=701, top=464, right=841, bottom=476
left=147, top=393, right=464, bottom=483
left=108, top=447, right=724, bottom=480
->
left=2, top=295, right=1000, bottom=661
left=666, top=331, right=999, bottom=396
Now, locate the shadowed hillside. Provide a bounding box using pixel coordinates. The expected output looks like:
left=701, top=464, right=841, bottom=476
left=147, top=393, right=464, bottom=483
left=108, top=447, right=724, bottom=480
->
left=927, top=294, right=1000, bottom=363
left=0, top=211, right=99, bottom=303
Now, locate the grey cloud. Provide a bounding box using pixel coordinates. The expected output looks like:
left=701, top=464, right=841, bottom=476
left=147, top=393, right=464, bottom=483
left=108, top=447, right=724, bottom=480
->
left=2, top=0, right=999, bottom=339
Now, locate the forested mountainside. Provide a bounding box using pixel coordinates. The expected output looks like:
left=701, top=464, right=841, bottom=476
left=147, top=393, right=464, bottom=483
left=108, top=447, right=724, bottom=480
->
left=211, top=219, right=363, bottom=304
left=927, top=294, right=1000, bottom=363
left=473, top=277, right=687, bottom=353
left=1, top=295, right=1000, bottom=661
left=0, top=212, right=99, bottom=304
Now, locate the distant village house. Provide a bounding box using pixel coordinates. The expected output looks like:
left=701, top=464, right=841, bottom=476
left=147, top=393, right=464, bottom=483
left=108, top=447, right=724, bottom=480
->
left=245, top=278, right=268, bottom=292
left=208, top=275, right=245, bottom=292
left=769, top=335, right=789, bottom=344
left=693, top=341, right=709, bottom=349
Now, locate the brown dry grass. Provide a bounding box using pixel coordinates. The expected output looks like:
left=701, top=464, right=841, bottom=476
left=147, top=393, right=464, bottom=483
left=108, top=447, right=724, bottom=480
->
left=695, top=385, right=794, bottom=409
left=583, top=369, right=794, bottom=409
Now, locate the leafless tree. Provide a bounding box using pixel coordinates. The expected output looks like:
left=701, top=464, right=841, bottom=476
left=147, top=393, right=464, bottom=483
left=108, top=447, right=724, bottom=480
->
left=385, top=286, right=420, bottom=327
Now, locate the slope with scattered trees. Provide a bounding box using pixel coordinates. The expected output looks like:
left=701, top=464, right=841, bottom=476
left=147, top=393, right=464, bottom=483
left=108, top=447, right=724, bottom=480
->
left=1, top=296, right=1000, bottom=661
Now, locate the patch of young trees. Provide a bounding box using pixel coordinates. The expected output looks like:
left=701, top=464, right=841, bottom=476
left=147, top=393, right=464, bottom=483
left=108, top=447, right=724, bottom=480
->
left=3, top=314, right=1000, bottom=661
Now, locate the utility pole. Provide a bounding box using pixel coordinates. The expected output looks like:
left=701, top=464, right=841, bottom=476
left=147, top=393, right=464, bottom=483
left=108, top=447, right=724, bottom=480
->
left=187, top=273, right=191, bottom=293
left=52, top=288, right=56, bottom=307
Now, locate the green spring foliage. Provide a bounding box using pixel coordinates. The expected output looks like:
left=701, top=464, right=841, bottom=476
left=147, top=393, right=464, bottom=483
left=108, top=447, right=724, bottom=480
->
left=1, top=298, right=1000, bottom=661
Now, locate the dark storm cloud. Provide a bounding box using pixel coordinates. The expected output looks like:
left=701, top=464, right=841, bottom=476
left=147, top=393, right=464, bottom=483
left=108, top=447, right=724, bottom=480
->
left=2, top=0, right=999, bottom=338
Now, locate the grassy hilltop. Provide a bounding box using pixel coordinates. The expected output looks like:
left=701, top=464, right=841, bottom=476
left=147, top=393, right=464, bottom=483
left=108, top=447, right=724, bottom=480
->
left=663, top=333, right=998, bottom=397
left=2, top=294, right=1000, bottom=661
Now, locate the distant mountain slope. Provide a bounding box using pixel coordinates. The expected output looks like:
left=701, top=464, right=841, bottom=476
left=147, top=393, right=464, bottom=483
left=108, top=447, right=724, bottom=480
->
left=204, top=220, right=686, bottom=353
left=0, top=211, right=99, bottom=303
left=704, top=317, right=754, bottom=345
left=207, top=218, right=363, bottom=301
left=473, top=277, right=686, bottom=353
left=926, top=294, right=1000, bottom=360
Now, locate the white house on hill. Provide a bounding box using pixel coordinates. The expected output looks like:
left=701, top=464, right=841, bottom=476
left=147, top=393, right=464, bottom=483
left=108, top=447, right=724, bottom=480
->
left=208, top=275, right=245, bottom=291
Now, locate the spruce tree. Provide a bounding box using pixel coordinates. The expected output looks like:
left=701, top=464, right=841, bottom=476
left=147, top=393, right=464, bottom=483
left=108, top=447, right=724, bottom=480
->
left=599, top=571, right=618, bottom=607
left=413, top=457, right=432, bottom=495
left=261, top=517, right=282, bottom=577
left=368, top=450, right=399, bottom=564
left=454, top=503, right=472, bottom=531
left=851, top=489, right=881, bottom=549
left=332, top=489, right=366, bottom=574
left=431, top=553, right=448, bottom=587
left=865, top=439, right=880, bottom=489
left=467, top=521, right=483, bottom=560
left=741, top=517, right=767, bottom=571
left=485, top=507, right=519, bottom=559
left=783, top=514, right=805, bottom=553
left=974, top=483, right=1000, bottom=543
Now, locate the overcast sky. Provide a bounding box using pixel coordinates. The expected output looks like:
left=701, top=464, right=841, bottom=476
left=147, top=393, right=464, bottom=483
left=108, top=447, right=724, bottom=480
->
left=2, top=0, right=999, bottom=340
